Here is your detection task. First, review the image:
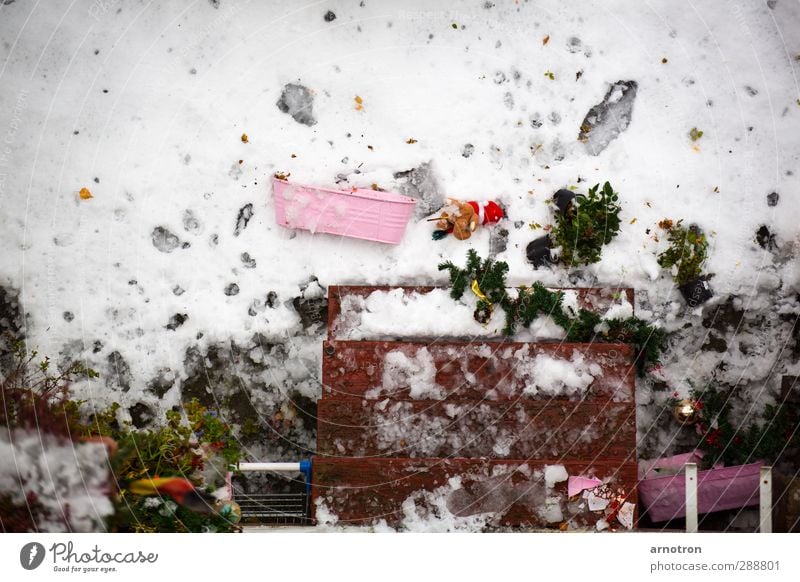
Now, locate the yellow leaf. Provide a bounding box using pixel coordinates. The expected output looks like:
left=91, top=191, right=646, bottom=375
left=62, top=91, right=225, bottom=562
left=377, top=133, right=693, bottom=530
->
left=241, top=133, right=249, bottom=143
left=79, top=187, right=93, bottom=200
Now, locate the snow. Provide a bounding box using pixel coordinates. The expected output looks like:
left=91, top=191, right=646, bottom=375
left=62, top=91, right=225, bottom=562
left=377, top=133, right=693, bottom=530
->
left=1, top=0, right=799, bottom=531
left=376, top=348, right=444, bottom=399
left=516, top=350, right=602, bottom=397
left=0, top=431, right=113, bottom=532
left=544, top=464, right=569, bottom=488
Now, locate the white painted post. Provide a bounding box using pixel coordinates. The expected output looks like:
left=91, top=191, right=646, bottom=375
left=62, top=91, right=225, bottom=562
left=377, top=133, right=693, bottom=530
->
left=237, top=462, right=302, bottom=472
left=685, top=462, right=698, bottom=533
left=760, top=466, right=772, bottom=533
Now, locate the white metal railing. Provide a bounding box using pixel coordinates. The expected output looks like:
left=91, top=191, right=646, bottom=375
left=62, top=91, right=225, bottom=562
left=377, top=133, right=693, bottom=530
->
left=683, top=463, right=772, bottom=533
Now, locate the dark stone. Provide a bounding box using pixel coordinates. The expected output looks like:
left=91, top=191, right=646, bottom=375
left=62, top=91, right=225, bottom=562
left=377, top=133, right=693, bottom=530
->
left=767, top=191, right=779, bottom=207
left=324, top=10, right=336, bottom=22
left=92, top=340, right=103, bottom=354
left=129, top=402, right=154, bottom=429
left=224, top=283, right=240, bottom=296
left=553, top=189, right=576, bottom=215
left=276, top=83, right=317, bottom=126
left=293, top=296, right=328, bottom=329
left=526, top=234, right=554, bottom=269
left=579, top=80, right=638, bottom=155
left=151, top=226, right=181, bottom=252
left=679, top=278, right=713, bottom=307
left=234, top=203, right=254, bottom=236
left=266, top=291, right=278, bottom=309
left=165, top=313, right=188, bottom=330
left=107, top=351, right=133, bottom=393
left=241, top=252, right=257, bottom=268
left=63, top=311, right=74, bottom=322
left=756, top=225, right=777, bottom=250
left=462, top=143, right=474, bottom=158
left=172, top=285, right=185, bottom=296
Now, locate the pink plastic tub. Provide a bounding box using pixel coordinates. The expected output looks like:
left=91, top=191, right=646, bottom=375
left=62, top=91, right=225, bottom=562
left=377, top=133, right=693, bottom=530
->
left=272, top=178, right=416, bottom=244
left=638, top=460, right=763, bottom=522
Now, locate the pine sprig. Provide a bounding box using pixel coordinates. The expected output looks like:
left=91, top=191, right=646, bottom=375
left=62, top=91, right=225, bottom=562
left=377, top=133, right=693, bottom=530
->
left=672, top=384, right=799, bottom=466
left=439, top=251, right=665, bottom=374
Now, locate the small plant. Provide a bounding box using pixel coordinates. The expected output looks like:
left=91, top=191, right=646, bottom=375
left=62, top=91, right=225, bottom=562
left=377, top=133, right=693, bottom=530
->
left=657, top=219, right=708, bottom=285
left=1, top=336, right=242, bottom=533
left=668, top=385, right=799, bottom=467
left=0, top=335, right=97, bottom=438
left=688, top=127, right=703, bottom=141
left=551, top=181, right=621, bottom=266
left=101, top=399, right=243, bottom=533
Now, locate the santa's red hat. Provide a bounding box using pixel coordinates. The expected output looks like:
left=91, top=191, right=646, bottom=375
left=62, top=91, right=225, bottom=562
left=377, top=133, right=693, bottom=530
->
left=467, top=200, right=505, bottom=225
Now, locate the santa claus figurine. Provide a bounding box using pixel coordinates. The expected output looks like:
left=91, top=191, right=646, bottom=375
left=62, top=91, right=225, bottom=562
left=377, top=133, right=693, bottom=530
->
left=432, top=198, right=505, bottom=240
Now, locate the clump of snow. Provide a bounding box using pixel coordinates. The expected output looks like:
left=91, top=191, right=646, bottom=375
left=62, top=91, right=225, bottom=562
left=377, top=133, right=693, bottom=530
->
left=515, top=350, right=602, bottom=397
left=0, top=431, right=113, bottom=532
left=602, top=294, right=634, bottom=320
left=399, top=477, right=493, bottom=532
left=377, top=348, right=443, bottom=399
left=544, top=464, right=569, bottom=488
left=313, top=497, right=340, bottom=526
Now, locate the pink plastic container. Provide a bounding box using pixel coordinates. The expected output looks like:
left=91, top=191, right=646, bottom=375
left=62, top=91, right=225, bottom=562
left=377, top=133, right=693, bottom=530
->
left=638, top=459, right=763, bottom=522
left=272, top=178, right=416, bottom=244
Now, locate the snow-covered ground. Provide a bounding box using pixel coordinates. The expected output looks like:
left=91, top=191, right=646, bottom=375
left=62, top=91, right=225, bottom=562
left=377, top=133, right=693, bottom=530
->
left=1, top=0, right=799, bottom=527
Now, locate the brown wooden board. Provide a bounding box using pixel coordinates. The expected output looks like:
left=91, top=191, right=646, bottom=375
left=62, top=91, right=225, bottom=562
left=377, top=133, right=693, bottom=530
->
left=323, top=340, right=635, bottom=402
left=312, top=457, right=638, bottom=529
left=327, top=285, right=635, bottom=340
left=317, top=398, right=636, bottom=459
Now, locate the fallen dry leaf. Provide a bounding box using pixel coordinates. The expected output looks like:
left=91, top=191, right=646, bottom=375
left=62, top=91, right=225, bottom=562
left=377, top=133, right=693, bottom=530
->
left=241, top=133, right=249, bottom=143
left=406, top=138, right=418, bottom=144
left=542, top=35, right=550, bottom=45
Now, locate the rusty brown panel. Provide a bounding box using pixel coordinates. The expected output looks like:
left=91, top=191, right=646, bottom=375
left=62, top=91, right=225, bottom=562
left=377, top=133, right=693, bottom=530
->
left=312, top=457, right=638, bottom=528
left=326, top=285, right=635, bottom=340
left=316, top=397, right=636, bottom=459
left=322, top=340, right=635, bottom=402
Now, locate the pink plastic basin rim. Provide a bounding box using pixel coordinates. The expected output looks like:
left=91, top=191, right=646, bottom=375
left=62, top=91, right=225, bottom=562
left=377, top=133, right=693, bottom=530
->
left=272, top=178, right=416, bottom=244
left=638, top=461, right=763, bottom=522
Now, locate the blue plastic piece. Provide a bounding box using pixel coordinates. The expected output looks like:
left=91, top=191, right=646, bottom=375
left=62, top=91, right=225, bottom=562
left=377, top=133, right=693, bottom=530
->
left=299, top=459, right=312, bottom=495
